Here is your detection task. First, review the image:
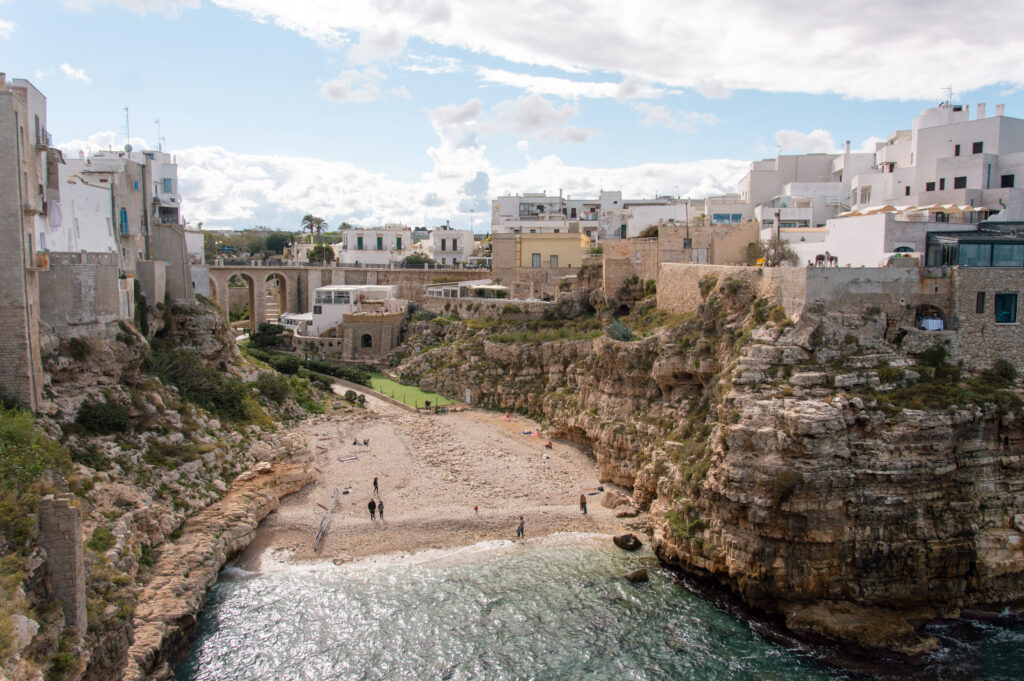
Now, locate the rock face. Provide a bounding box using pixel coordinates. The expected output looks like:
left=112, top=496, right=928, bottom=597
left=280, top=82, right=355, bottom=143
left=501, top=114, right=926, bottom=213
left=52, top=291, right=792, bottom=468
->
left=122, top=463, right=314, bottom=681
left=396, top=284, right=1024, bottom=655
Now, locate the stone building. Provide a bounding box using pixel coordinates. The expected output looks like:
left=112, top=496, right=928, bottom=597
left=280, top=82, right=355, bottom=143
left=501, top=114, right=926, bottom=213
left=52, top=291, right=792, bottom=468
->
left=287, top=284, right=408, bottom=363
left=491, top=232, right=591, bottom=298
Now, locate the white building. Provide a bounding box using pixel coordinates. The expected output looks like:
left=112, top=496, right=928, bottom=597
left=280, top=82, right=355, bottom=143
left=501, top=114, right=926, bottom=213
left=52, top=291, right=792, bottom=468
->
left=339, top=223, right=412, bottom=266
left=423, top=227, right=473, bottom=266
left=492, top=190, right=685, bottom=240
left=48, top=159, right=118, bottom=255
left=281, top=284, right=403, bottom=336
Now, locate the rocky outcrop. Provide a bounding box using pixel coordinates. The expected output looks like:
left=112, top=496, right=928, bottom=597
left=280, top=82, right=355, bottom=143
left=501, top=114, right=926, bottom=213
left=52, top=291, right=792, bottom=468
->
left=123, top=462, right=314, bottom=681
left=396, top=284, right=1024, bottom=656
left=613, top=533, right=643, bottom=551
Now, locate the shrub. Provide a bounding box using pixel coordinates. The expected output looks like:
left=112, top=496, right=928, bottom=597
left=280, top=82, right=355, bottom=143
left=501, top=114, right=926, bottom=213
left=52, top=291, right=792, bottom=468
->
left=643, top=279, right=657, bottom=297
left=606, top=318, right=633, bottom=342
left=67, top=337, right=91, bottom=361
left=772, top=470, right=803, bottom=508
left=270, top=355, right=300, bottom=375
left=698, top=276, right=719, bottom=298
left=915, top=345, right=948, bottom=368
left=71, top=443, right=111, bottom=471
left=76, top=399, right=133, bottom=435
left=255, top=372, right=291, bottom=403
left=143, top=349, right=251, bottom=421
left=302, top=359, right=371, bottom=386
left=876, top=364, right=903, bottom=384
left=769, top=306, right=787, bottom=324
left=989, top=359, right=1018, bottom=383
left=87, top=527, right=115, bottom=553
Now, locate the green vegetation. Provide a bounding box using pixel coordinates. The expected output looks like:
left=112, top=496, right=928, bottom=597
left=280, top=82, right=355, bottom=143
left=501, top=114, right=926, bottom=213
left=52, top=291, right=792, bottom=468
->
left=308, top=244, right=335, bottom=264
left=698, top=276, right=718, bottom=298
left=254, top=372, right=291, bottom=403
left=75, top=398, right=133, bottom=435
left=249, top=322, right=291, bottom=349
left=606, top=318, right=633, bottom=342
left=403, top=252, right=436, bottom=266
left=87, top=527, right=115, bottom=553
left=369, top=372, right=455, bottom=408
left=244, top=345, right=373, bottom=386
left=144, top=348, right=253, bottom=421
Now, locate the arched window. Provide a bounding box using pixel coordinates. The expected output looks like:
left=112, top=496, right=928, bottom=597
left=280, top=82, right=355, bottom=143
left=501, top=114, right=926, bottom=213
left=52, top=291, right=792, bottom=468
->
left=361, top=334, right=373, bottom=348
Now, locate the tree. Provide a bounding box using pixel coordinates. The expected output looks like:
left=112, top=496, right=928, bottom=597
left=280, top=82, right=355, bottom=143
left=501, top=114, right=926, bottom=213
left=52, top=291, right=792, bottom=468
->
left=403, top=252, right=435, bottom=266
left=338, top=221, right=353, bottom=230
left=265, top=233, right=290, bottom=254
left=308, top=244, right=335, bottom=264
left=748, top=236, right=799, bottom=267
left=301, top=214, right=327, bottom=243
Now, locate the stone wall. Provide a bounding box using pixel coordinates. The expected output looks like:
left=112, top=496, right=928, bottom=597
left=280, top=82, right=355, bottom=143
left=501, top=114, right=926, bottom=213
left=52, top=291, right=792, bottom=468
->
left=952, top=267, right=1024, bottom=372
left=150, top=223, right=194, bottom=304
left=37, top=494, right=87, bottom=638
left=135, top=259, right=166, bottom=307
left=421, top=297, right=554, bottom=320
left=37, top=252, right=123, bottom=335
left=603, top=238, right=658, bottom=299
left=657, top=263, right=783, bottom=315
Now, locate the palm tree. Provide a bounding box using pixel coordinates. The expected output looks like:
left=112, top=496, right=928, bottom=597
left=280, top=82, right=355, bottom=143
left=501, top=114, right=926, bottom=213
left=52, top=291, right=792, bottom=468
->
left=301, top=214, right=327, bottom=244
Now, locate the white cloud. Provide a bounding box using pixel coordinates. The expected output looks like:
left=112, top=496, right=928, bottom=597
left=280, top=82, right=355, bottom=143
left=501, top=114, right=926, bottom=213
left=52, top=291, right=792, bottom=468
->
left=0, top=19, right=14, bottom=38
left=349, top=28, right=406, bottom=64
left=401, top=54, right=462, bottom=74
left=774, top=129, right=837, bottom=154
left=61, top=0, right=198, bottom=14
left=320, top=68, right=385, bottom=103
left=58, top=131, right=151, bottom=156
left=475, top=69, right=663, bottom=100
left=492, top=94, right=591, bottom=142
left=207, top=0, right=1024, bottom=100
left=391, top=85, right=411, bottom=99
left=632, top=103, right=719, bottom=133
left=60, top=63, right=92, bottom=84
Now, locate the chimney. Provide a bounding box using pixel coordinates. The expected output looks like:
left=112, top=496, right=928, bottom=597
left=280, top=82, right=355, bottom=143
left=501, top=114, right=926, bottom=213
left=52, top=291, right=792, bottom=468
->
left=996, top=103, right=1005, bottom=117
left=977, top=103, right=987, bottom=119
left=0, top=72, right=6, bottom=91
left=845, top=140, right=850, bottom=154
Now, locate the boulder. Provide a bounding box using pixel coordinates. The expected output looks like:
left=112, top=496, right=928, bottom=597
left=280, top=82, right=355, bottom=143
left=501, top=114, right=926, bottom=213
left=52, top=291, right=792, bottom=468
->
left=602, top=489, right=630, bottom=509
left=624, top=568, right=648, bottom=583
left=613, top=533, right=643, bottom=551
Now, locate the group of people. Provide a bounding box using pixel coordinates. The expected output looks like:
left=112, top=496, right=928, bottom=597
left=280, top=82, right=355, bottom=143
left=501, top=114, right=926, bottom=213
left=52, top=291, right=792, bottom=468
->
left=367, top=476, right=384, bottom=521
left=352, top=438, right=370, bottom=446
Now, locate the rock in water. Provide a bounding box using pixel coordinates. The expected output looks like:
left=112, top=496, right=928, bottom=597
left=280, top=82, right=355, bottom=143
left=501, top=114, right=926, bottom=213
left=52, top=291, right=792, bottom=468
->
left=613, top=533, right=643, bottom=551
left=624, top=568, right=648, bottom=583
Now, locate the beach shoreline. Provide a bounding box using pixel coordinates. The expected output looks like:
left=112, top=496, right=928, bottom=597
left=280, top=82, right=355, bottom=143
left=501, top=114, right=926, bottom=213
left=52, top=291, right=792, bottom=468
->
left=240, top=389, right=638, bottom=570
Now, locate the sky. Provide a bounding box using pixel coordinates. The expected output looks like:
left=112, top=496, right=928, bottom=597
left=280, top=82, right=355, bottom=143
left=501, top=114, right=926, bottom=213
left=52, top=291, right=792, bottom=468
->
left=4, top=0, right=1024, bottom=232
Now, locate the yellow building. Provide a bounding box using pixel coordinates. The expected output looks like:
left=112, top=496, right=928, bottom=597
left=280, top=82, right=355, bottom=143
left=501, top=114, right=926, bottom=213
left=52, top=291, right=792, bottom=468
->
left=491, top=232, right=591, bottom=297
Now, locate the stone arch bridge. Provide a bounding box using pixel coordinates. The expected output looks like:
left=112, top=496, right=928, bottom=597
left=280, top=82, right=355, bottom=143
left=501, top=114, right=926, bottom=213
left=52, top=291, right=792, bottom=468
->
left=208, top=264, right=484, bottom=332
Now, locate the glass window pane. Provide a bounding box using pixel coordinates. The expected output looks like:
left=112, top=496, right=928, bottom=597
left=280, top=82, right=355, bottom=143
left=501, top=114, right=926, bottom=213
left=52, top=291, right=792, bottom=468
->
left=995, top=293, right=1018, bottom=323
left=992, top=244, right=1024, bottom=267
left=958, top=243, right=992, bottom=267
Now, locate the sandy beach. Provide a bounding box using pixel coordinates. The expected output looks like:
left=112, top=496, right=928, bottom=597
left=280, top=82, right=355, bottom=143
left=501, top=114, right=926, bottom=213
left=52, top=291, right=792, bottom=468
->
left=240, top=388, right=637, bottom=568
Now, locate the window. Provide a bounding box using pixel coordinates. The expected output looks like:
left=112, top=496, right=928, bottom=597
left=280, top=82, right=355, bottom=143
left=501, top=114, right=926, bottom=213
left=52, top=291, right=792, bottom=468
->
left=550, top=255, right=559, bottom=268
left=905, top=186, right=911, bottom=196
left=958, top=243, right=992, bottom=266
left=859, top=186, right=871, bottom=204
left=954, top=144, right=960, bottom=157
left=973, top=141, right=984, bottom=154
left=634, top=250, right=641, bottom=263
left=570, top=208, right=577, bottom=218
left=332, top=291, right=350, bottom=304
left=531, top=253, right=541, bottom=268
left=620, top=225, right=627, bottom=238
left=357, top=236, right=364, bottom=250
left=994, top=293, right=1018, bottom=324
left=361, top=334, right=373, bottom=348
left=976, top=292, right=986, bottom=313
left=313, top=305, right=322, bottom=315
left=1002, top=174, right=1015, bottom=188
left=452, top=239, right=458, bottom=250
left=993, top=244, right=1024, bottom=267
left=441, top=238, right=446, bottom=251
left=376, top=236, right=383, bottom=250
left=133, top=180, right=139, bottom=191
left=396, top=237, right=402, bottom=249
left=162, top=178, right=173, bottom=193
left=939, top=178, right=946, bottom=191
left=954, top=176, right=967, bottom=189
left=682, top=238, right=692, bottom=249
left=39, top=232, right=46, bottom=251
left=926, top=181, right=936, bottom=192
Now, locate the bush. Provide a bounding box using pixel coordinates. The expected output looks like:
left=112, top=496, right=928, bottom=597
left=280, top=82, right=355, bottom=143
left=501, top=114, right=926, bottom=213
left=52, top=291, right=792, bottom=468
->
left=698, top=276, right=718, bottom=298
left=144, top=349, right=252, bottom=421
left=989, top=359, right=1018, bottom=383
left=67, top=337, right=91, bottom=360
left=606, top=318, right=633, bottom=342
left=270, top=355, right=300, bottom=375
left=71, top=443, right=111, bottom=471
left=255, top=372, right=291, bottom=403
left=769, top=306, right=787, bottom=324
left=303, top=359, right=371, bottom=386
left=87, top=527, right=115, bottom=553
left=643, top=279, right=657, bottom=297
left=76, top=399, right=133, bottom=435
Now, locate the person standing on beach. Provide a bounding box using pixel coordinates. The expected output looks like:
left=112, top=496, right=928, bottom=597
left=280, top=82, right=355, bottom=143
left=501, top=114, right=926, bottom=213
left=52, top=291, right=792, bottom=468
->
left=373, top=477, right=379, bottom=496
left=377, top=498, right=384, bottom=521
left=368, top=498, right=376, bottom=521
left=580, top=494, right=587, bottom=515
left=515, top=516, right=525, bottom=540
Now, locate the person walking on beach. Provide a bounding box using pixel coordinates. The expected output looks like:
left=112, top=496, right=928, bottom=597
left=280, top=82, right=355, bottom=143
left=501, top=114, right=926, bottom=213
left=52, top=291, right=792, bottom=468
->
left=377, top=498, right=384, bottom=521
left=474, top=505, right=478, bottom=515
left=515, top=516, right=525, bottom=540
left=580, top=494, right=587, bottom=515
left=373, top=477, right=379, bottom=496
left=368, top=498, right=376, bottom=521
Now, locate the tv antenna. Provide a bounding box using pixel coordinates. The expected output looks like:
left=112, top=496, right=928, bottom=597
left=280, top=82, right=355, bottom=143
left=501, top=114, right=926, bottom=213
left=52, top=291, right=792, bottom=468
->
left=942, top=85, right=954, bottom=107
left=154, top=119, right=165, bottom=151
left=123, top=106, right=130, bottom=145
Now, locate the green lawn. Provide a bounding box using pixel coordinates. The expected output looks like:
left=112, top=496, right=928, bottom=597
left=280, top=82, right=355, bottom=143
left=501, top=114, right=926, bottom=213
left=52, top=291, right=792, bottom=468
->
left=368, top=372, right=456, bottom=408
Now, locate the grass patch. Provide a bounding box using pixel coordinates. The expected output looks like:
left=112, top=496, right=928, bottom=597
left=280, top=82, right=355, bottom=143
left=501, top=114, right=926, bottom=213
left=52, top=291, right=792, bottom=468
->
left=369, top=373, right=455, bottom=408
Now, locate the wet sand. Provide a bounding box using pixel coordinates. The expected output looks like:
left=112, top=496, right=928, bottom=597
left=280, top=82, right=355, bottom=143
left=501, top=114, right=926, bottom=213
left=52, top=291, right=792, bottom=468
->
left=240, top=389, right=633, bottom=567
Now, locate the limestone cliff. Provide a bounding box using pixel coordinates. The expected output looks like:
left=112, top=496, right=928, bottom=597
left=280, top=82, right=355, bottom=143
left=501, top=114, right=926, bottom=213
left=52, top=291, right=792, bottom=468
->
left=395, top=281, right=1024, bottom=656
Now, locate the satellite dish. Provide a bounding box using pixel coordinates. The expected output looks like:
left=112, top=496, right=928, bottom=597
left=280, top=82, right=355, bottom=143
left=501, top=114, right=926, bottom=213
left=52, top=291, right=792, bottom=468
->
left=124, top=143, right=133, bottom=152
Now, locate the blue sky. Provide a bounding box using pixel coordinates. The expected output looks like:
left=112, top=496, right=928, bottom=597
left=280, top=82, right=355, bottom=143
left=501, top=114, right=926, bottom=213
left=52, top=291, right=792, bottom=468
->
left=4, top=0, right=1024, bottom=231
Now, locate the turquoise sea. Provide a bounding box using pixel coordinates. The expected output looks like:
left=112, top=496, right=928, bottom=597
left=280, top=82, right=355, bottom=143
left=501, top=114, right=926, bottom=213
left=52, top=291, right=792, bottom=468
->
left=175, top=534, right=1024, bottom=681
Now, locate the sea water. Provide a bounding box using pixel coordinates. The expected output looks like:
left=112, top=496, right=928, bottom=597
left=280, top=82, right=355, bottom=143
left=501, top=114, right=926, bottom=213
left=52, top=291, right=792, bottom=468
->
left=175, top=535, right=1024, bottom=681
